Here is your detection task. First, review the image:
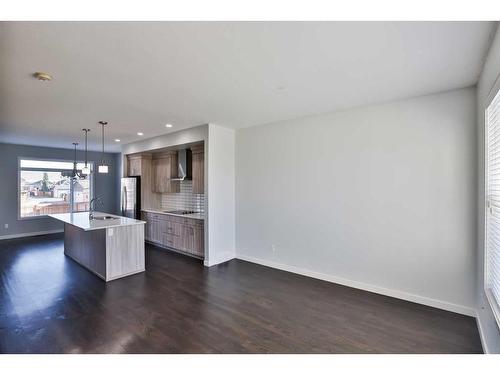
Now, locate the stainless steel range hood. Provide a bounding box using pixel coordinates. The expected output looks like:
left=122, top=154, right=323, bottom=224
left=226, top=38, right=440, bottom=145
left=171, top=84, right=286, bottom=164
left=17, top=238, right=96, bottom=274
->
left=170, top=149, right=192, bottom=181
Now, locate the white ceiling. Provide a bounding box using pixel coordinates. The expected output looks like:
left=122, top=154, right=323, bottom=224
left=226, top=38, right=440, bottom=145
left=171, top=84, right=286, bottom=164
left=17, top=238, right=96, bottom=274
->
left=0, top=21, right=496, bottom=152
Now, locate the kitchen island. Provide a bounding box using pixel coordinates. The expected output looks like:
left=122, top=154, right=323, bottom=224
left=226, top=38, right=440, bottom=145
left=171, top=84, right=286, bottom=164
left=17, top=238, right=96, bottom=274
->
left=49, top=211, right=146, bottom=282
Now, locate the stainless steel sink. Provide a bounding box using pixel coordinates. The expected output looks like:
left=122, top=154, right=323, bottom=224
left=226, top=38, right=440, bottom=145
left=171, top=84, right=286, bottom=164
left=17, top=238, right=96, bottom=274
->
left=92, top=216, right=118, bottom=220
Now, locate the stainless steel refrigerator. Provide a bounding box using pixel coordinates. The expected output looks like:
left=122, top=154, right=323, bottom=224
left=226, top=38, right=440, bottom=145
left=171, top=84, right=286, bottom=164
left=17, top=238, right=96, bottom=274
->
left=120, top=177, right=141, bottom=219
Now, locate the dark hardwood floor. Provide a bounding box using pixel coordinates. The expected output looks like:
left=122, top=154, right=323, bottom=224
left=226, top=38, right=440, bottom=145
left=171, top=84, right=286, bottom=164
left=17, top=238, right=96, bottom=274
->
left=0, top=233, right=482, bottom=353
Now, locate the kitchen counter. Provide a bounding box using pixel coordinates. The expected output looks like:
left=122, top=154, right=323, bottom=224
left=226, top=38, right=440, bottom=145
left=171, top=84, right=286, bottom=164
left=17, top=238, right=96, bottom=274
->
left=49, top=211, right=145, bottom=282
left=49, top=211, right=146, bottom=231
left=141, top=208, right=204, bottom=221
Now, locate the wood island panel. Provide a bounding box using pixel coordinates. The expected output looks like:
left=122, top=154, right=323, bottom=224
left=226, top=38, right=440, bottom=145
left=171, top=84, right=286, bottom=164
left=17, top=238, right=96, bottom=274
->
left=64, top=223, right=107, bottom=280
left=106, top=224, right=145, bottom=281
left=63, top=222, right=145, bottom=282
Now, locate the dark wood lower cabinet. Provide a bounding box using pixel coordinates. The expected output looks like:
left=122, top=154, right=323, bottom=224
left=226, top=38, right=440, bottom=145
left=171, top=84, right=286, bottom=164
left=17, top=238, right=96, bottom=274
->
left=142, top=211, right=204, bottom=258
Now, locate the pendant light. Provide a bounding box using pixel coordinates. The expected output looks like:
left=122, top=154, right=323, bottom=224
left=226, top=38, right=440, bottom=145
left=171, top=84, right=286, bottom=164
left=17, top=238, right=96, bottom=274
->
left=81, top=128, right=91, bottom=175
left=62, top=142, right=84, bottom=179
left=98, top=121, right=109, bottom=174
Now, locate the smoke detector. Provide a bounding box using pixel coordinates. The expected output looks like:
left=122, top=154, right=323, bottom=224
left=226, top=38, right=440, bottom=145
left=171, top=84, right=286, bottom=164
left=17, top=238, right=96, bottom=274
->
left=33, top=72, right=52, bottom=81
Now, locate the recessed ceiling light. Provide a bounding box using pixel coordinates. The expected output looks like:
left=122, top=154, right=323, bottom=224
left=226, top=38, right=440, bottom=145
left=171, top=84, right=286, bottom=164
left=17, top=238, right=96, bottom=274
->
left=115, top=139, right=121, bottom=142
left=165, top=123, right=173, bottom=128
left=33, top=72, right=52, bottom=82
left=137, top=132, right=144, bottom=136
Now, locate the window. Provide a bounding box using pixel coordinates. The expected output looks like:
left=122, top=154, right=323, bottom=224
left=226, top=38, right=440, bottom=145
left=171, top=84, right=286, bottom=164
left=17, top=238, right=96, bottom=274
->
left=485, top=87, right=500, bottom=326
left=18, top=158, right=93, bottom=218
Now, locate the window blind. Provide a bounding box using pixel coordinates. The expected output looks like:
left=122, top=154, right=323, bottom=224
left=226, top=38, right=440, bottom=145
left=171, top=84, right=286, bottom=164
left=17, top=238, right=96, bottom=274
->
left=486, top=88, right=500, bottom=326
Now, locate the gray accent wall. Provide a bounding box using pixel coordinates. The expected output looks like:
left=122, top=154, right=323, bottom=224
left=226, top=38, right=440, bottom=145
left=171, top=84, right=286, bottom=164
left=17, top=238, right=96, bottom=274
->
left=0, top=142, right=120, bottom=238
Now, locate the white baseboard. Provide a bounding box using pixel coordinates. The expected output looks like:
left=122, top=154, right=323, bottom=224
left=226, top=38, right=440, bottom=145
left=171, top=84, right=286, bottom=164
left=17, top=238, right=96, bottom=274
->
left=205, top=251, right=235, bottom=267
left=0, top=229, right=63, bottom=241
left=236, top=254, right=476, bottom=317
left=476, top=312, right=490, bottom=354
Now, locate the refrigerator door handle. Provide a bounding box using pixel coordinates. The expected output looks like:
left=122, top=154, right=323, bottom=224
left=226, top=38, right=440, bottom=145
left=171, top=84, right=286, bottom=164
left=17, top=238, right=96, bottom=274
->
left=121, top=186, right=124, bottom=215
left=124, top=186, right=128, bottom=215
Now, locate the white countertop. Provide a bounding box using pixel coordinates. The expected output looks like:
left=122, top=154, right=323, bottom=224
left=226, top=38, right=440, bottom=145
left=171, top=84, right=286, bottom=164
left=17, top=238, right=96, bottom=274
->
left=142, top=208, right=204, bottom=221
left=49, top=211, right=146, bottom=231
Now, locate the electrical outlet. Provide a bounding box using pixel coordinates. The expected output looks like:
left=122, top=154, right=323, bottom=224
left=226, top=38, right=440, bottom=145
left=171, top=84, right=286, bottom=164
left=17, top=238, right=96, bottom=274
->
left=108, top=228, right=114, bottom=236
left=4, top=223, right=8, bottom=229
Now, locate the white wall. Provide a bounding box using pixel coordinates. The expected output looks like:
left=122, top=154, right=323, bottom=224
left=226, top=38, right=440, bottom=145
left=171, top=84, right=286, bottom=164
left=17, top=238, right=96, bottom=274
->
left=236, top=87, right=477, bottom=316
left=206, top=124, right=236, bottom=266
left=476, top=25, right=500, bottom=354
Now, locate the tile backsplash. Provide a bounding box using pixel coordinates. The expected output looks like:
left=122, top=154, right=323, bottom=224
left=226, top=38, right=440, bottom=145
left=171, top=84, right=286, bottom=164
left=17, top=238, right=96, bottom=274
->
left=160, top=180, right=205, bottom=213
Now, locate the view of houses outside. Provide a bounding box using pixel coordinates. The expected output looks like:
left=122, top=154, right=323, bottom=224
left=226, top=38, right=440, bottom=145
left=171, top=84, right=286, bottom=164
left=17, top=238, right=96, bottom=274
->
left=19, top=165, right=91, bottom=217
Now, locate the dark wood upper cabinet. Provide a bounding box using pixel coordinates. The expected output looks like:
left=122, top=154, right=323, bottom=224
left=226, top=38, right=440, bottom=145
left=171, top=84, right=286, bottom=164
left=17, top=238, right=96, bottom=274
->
left=127, top=154, right=144, bottom=176
left=152, top=151, right=180, bottom=193
left=191, top=144, right=204, bottom=194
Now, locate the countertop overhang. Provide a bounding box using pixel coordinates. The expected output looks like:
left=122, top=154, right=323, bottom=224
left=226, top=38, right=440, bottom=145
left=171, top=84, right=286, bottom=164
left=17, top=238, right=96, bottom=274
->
left=49, top=211, right=146, bottom=231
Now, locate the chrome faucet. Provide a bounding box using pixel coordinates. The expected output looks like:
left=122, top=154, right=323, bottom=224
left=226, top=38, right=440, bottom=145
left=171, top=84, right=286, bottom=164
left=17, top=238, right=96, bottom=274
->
left=89, top=196, right=104, bottom=220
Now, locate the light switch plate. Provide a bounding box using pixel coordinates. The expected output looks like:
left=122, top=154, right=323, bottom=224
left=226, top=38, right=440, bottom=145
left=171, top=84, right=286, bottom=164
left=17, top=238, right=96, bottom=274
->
left=108, top=228, right=114, bottom=236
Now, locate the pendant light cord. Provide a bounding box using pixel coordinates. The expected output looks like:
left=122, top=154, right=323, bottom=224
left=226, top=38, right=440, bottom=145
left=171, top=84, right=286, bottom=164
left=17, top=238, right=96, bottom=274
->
left=101, top=123, right=104, bottom=160
left=98, top=121, right=107, bottom=165
left=82, top=129, right=90, bottom=168
left=72, top=142, right=78, bottom=177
